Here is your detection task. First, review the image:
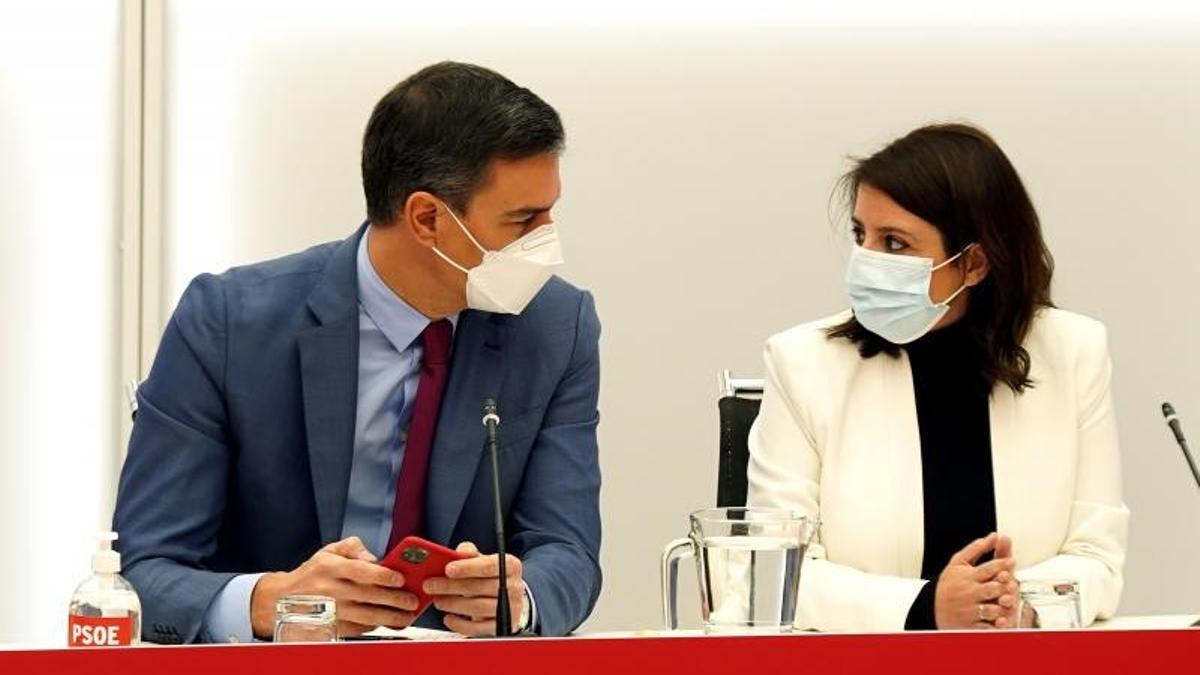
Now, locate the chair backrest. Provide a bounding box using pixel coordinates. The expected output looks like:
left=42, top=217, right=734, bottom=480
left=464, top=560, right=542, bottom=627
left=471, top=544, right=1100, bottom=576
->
left=717, top=370, right=764, bottom=507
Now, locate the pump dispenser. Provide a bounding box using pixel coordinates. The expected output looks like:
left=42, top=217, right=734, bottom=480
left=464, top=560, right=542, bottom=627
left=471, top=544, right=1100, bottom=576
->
left=67, top=532, right=142, bottom=647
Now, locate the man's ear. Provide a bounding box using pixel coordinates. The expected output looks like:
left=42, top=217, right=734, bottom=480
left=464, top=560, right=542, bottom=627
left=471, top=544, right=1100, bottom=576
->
left=964, top=244, right=990, bottom=287
left=403, top=191, right=441, bottom=247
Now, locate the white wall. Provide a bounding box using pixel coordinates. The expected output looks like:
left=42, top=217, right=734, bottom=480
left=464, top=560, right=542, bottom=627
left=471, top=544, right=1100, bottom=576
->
left=0, top=0, right=1188, bottom=642
left=152, top=0, right=1200, bottom=632
left=0, top=0, right=124, bottom=645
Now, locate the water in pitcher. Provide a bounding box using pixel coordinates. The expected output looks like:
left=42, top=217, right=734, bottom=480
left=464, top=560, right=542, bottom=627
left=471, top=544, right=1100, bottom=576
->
left=698, top=536, right=804, bottom=633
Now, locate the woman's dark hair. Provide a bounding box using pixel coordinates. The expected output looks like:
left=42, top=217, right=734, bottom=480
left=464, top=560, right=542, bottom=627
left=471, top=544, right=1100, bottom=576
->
left=827, top=122, right=1054, bottom=393
left=362, top=61, right=564, bottom=224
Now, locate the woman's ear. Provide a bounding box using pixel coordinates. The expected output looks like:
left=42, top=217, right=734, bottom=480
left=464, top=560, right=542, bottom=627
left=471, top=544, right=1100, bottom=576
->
left=964, top=244, right=990, bottom=287
left=403, top=191, right=441, bottom=247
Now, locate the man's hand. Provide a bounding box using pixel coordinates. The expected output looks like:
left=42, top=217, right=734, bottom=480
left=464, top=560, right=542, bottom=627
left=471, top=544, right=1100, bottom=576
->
left=250, top=536, right=419, bottom=639
left=424, top=542, right=526, bottom=636
left=934, top=533, right=1019, bottom=629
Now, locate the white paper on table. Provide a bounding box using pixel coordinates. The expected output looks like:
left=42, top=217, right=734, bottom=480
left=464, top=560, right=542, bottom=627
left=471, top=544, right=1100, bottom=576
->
left=365, top=626, right=466, bottom=641
left=1090, top=615, right=1199, bottom=630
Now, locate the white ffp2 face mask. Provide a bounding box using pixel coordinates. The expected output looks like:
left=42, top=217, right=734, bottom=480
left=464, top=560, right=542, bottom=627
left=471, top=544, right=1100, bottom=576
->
left=431, top=202, right=564, bottom=315
left=845, top=244, right=972, bottom=344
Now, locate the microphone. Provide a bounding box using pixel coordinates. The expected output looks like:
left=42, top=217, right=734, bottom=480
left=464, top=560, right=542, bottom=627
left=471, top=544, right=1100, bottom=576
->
left=482, top=398, right=512, bottom=637
left=1161, top=402, right=1200, bottom=490
left=125, top=379, right=139, bottom=421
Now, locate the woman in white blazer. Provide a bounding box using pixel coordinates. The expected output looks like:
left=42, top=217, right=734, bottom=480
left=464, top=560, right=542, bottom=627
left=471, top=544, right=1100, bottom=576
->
left=747, top=123, right=1128, bottom=633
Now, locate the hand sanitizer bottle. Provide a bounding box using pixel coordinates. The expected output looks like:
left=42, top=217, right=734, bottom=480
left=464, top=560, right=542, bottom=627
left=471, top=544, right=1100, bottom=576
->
left=68, top=532, right=142, bottom=647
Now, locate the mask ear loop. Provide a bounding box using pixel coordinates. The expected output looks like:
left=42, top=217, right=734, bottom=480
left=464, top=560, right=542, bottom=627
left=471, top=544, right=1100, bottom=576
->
left=430, top=246, right=470, bottom=275
left=933, top=243, right=977, bottom=307
left=939, top=282, right=970, bottom=308
left=441, top=202, right=488, bottom=254
left=931, top=242, right=975, bottom=271
left=430, top=199, right=487, bottom=274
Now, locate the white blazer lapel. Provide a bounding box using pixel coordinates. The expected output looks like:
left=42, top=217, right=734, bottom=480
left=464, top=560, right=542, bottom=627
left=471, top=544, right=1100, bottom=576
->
left=989, top=383, right=1020, bottom=551
left=885, top=350, right=926, bottom=579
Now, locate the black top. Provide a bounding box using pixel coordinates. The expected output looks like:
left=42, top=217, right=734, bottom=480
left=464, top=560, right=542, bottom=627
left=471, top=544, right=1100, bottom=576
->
left=900, top=320, right=997, bottom=630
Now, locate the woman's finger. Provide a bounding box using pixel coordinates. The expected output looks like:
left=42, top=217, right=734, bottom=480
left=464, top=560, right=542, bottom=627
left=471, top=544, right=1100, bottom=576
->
left=950, top=533, right=998, bottom=566
left=972, top=556, right=1016, bottom=581
left=977, top=602, right=1005, bottom=623
left=975, top=581, right=1004, bottom=602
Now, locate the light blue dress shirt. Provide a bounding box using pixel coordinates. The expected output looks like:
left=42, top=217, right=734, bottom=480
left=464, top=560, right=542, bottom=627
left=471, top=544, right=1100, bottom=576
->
left=343, top=227, right=458, bottom=557
left=202, top=227, right=533, bottom=642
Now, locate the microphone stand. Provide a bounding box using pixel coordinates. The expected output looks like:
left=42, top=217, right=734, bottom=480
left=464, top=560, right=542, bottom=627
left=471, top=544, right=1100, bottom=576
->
left=483, top=398, right=512, bottom=637
left=1160, top=402, right=1200, bottom=627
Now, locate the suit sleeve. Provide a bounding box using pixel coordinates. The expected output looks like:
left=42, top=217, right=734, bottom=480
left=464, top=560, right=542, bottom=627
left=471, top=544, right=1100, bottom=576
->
left=112, top=274, right=241, bottom=644
left=506, top=290, right=602, bottom=637
left=1016, top=322, right=1129, bottom=625
left=747, top=336, right=929, bottom=632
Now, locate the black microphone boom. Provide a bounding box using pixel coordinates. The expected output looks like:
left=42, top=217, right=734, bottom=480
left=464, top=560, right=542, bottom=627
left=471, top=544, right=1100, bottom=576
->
left=1161, top=402, right=1200, bottom=628
left=482, top=398, right=512, bottom=637
left=1161, top=401, right=1200, bottom=490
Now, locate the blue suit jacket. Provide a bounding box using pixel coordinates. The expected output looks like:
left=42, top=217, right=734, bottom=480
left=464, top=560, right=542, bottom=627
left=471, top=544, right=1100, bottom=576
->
left=113, top=226, right=603, bottom=642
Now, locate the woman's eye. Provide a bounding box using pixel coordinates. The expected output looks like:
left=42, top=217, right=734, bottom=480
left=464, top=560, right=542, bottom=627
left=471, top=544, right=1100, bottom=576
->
left=851, top=228, right=865, bottom=245
left=885, top=235, right=906, bottom=252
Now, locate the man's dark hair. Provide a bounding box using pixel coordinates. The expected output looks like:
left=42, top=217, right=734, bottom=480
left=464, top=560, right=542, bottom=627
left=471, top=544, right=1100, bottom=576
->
left=827, top=122, right=1055, bottom=393
left=361, top=61, right=564, bottom=224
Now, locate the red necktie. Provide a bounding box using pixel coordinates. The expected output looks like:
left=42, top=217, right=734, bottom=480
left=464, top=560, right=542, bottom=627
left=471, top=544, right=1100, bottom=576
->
left=387, top=319, right=453, bottom=551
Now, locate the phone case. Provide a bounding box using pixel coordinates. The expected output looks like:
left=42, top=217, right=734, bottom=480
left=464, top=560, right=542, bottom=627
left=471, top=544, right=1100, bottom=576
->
left=379, top=536, right=470, bottom=618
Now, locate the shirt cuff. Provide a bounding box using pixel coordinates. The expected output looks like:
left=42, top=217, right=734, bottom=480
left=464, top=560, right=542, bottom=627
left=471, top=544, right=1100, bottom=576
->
left=202, top=573, right=265, bottom=643
left=523, top=581, right=538, bottom=633
left=904, top=579, right=938, bottom=631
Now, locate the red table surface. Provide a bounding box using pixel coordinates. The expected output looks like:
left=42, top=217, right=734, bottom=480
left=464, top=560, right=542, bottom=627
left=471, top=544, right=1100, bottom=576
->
left=3, top=628, right=1197, bottom=674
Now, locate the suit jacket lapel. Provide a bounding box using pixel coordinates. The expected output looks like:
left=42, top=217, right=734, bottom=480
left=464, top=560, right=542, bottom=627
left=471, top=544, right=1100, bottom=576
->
left=299, top=227, right=364, bottom=544
left=425, top=311, right=511, bottom=544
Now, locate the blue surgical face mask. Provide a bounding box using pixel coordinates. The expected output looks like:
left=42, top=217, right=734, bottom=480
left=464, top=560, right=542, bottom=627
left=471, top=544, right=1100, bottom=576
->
left=845, top=244, right=973, bottom=345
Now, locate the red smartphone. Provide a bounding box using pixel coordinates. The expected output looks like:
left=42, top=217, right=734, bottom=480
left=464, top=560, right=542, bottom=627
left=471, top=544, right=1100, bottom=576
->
left=379, top=536, right=470, bottom=618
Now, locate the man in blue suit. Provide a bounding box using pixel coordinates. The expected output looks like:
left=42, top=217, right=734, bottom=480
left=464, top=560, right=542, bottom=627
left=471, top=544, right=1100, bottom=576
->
left=113, top=62, right=602, bottom=643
